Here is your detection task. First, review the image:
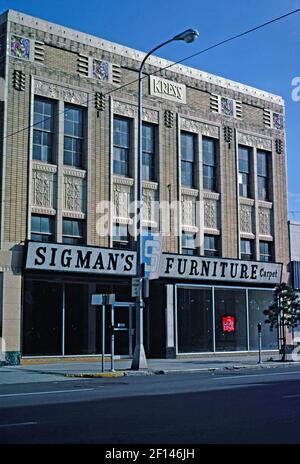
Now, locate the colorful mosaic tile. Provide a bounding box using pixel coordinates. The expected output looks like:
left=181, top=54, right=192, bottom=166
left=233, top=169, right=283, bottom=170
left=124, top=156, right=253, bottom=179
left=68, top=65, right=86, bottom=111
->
left=220, top=96, right=234, bottom=117
left=92, top=59, right=110, bottom=81
left=273, top=112, right=284, bottom=130
left=10, top=35, right=30, bottom=60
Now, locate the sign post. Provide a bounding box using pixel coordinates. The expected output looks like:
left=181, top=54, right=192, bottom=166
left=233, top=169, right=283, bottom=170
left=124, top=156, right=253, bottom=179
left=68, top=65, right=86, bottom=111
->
left=91, top=293, right=115, bottom=372
left=257, top=322, right=262, bottom=364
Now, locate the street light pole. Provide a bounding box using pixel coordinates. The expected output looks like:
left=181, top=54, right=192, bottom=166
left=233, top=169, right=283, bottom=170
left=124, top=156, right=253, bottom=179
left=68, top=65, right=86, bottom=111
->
left=131, top=29, right=199, bottom=370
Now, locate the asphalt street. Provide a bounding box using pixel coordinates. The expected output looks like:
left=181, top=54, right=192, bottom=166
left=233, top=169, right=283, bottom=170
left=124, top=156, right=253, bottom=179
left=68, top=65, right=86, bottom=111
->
left=1, top=366, right=300, bottom=444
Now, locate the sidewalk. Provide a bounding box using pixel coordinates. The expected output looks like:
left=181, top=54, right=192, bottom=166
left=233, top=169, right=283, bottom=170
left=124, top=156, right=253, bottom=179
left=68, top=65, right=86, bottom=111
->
left=0, top=353, right=299, bottom=384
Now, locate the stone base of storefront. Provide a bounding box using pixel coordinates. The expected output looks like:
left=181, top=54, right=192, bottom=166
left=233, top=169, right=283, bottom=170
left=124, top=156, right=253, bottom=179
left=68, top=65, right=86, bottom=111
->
left=5, top=351, right=21, bottom=366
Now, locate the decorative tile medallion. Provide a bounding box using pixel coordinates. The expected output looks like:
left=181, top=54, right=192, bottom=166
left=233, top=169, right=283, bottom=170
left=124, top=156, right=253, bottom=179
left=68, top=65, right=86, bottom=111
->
left=92, top=59, right=110, bottom=81
left=220, top=96, right=234, bottom=117
left=273, top=112, right=284, bottom=130
left=10, top=35, right=30, bottom=60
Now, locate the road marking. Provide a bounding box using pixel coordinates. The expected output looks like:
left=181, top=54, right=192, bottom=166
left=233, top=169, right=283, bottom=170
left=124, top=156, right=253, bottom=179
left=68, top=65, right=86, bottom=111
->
left=0, top=421, right=38, bottom=428
left=0, top=388, right=94, bottom=398
left=213, top=371, right=300, bottom=381
left=283, top=394, right=300, bottom=399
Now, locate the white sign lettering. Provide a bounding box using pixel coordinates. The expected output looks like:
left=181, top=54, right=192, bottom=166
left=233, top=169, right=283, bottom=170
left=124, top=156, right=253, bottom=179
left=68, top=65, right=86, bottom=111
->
left=159, top=254, right=282, bottom=284
left=25, top=242, right=282, bottom=284
left=25, top=242, right=136, bottom=276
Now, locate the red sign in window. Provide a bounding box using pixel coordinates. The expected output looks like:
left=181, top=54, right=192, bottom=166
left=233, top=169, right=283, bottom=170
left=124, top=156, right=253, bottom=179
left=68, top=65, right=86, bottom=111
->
left=222, top=316, right=235, bottom=333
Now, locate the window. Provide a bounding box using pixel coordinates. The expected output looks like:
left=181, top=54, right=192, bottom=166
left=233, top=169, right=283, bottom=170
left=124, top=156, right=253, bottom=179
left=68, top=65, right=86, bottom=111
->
left=64, top=105, right=84, bottom=168
left=62, top=219, right=84, bottom=245
left=204, top=235, right=219, bottom=257
left=181, top=132, right=195, bottom=188
left=182, top=232, right=197, bottom=255
left=260, top=241, right=272, bottom=262
left=114, top=117, right=130, bottom=176
left=113, top=223, right=130, bottom=249
left=238, top=146, right=251, bottom=197
left=240, top=239, right=253, bottom=261
left=142, top=123, right=155, bottom=181
left=31, top=215, right=54, bottom=242
left=33, top=98, right=55, bottom=163
left=257, top=150, right=269, bottom=201
left=202, top=137, right=217, bottom=191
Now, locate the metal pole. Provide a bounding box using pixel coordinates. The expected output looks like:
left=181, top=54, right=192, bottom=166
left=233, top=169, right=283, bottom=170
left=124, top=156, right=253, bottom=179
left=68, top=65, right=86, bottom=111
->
left=130, top=30, right=199, bottom=370
left=258, top=322, right=262, bottom=364
left=101, top=304, right=105, bottom=372
left=258, top=332, right=262, bottom=364
left=131, top=39, right=174, bottom=371
left=111, top=304, right=115, bottom=372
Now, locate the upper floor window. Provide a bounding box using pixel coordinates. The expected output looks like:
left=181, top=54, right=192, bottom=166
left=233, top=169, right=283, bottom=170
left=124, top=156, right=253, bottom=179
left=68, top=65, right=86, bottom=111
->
left=113, top=223, right=130, bottom=249
left=62, top=219, right=84, bottom=245
left=113, top=117, right=130, bottom=176
left=181, top=132, right=195, bottom=188
left=204, top=235, right=219, bottom=257
left=64, top=105, right=84, bottom=168
left=142, top=123, right=155, bottom=181
left=257, top=150, right=269, bottom=201
left=240, top=238, right=253, bottom=261
left=182, top=231, right=197, bottom=255
left=238, top=145, right=251, bottom=198
left=31, top=215, right=54, bottom=242
left=202, top=137, right=217, bottom=191
left=260, top=241, right=272, bottom=262
left=33, top=98, right=55, bottom=163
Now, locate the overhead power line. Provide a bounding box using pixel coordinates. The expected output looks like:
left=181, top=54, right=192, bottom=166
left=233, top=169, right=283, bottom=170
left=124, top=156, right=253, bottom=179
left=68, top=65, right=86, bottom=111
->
left=4, top=7, right=300, bottom=140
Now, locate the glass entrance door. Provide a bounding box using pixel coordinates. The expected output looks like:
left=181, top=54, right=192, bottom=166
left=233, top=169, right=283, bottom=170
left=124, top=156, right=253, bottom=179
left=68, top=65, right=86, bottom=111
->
left=106, top=303, right=135, bottom=357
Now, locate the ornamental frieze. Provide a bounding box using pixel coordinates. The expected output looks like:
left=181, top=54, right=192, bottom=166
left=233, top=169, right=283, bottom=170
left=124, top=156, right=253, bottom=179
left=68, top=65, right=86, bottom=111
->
left=180, top=117, right=219, bottom=138
left=34, top=79, right=88, bottom=106
left=238, top=132, right=272, bottom=151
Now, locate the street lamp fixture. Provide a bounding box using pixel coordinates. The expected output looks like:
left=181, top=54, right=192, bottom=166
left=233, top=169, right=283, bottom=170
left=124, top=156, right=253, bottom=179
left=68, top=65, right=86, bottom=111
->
left=131, top=29, right=199, bottom=370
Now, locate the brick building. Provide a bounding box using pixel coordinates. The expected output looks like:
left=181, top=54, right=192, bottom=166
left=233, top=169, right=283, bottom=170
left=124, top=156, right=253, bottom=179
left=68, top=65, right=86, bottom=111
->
left=0, top=10, right=289, bottom=364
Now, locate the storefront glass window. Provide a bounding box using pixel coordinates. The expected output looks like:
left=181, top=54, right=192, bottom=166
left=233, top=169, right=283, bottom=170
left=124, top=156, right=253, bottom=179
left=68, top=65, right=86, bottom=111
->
left=177, top=287, right=213, bottom=353
left=23, top=280, right=62, bottom=356
left=64, top=284, right=100, bottom=355
left=215, top=288, right=247, bottom=351
left=248, top=289, right=278, bottom=350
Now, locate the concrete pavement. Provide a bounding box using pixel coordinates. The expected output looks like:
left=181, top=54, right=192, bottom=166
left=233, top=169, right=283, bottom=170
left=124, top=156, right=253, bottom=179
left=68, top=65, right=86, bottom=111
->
left=0, top=352, right=299, bottom=384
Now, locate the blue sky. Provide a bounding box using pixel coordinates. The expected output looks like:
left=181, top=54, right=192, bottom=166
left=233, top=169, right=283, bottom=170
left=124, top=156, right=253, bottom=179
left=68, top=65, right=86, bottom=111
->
left=2, top=0, right=300, bottom=219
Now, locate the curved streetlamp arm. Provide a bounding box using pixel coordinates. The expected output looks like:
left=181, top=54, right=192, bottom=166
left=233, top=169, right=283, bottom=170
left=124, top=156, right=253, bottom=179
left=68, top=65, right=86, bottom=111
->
left=139, top=38, right=175, bottom=77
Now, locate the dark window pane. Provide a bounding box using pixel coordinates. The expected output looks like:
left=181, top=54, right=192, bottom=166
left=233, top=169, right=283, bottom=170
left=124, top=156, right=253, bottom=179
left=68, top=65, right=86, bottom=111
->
left=215, top=289, right=247, bottom=351
left=204, top=235, right=219, bottom=257
left=181, top=132, right=195, bottom=161
left=113, top=118, right=130, bottom=176
left=64, top=105, right=84, bottom=168
left=23, top=281, right=62, bottom=356
left=240, top=239, right=253, bottom=260
left=202, top=137, right=217, bottom=191
left=248, top=290, right=278, bottom=350
left=33, top=98, right=55, bottom=163
left=177, top=288, right=213, bottom=352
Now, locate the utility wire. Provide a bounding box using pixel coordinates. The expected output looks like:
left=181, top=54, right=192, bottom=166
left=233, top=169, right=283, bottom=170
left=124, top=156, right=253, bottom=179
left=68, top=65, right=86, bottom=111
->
left=5, top=7, right=300, bottom=140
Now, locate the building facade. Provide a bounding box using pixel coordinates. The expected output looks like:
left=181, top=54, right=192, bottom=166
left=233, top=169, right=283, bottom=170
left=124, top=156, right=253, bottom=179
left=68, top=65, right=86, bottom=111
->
left=0, top=10, right=289, bottom=364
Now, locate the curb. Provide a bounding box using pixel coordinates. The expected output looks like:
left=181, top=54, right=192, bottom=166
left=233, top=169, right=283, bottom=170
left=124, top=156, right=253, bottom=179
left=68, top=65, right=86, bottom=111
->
left=62, top=362, right=300, bottom=378
left=64, top=372, right=126, bottom=378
